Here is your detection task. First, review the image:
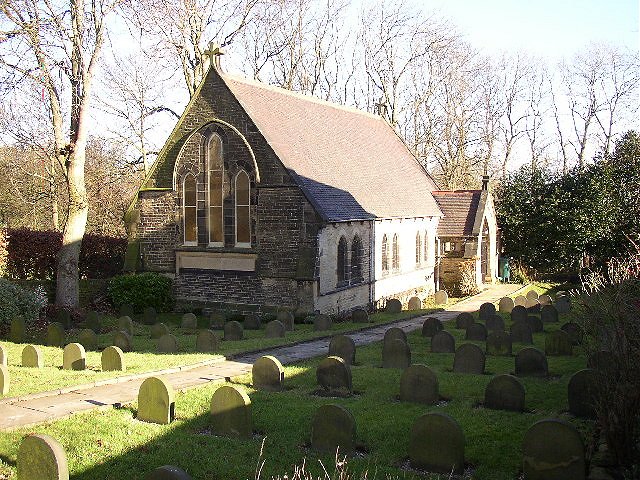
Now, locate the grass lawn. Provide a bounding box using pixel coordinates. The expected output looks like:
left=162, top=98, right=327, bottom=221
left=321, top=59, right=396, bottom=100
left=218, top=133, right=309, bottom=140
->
left=0, top=287, right=594, bottom=480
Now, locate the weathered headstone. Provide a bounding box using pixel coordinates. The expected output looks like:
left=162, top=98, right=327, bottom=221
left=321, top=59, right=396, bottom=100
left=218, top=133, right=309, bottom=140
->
left=137, top=376, right=175, bottom=425
left=223, top=320, right=244, bottom=341
left=522, top=419, right=585, bottom=480
left=526, top=290, right=539, bottom=301
left=421, top=317, right=443, bottom=337
left=351, top=308, right=369, bottom=323
left=22, top=344, right=43, bottom=368
left=399, top=364, right=439, bottom=404
left=276, top=310, right=295, bottom=331
left=465, top=323, right=488, bottom=341
left=311, top=404, right=356, bottom=454
left=384, top=327, right=408, bottom=345
left=431, top=330, right=455, bottom=353
left=150, top=322, right=170, bottom=339
left=514, top=295, right=527, bottom=307
left=85, top=311, right=102, bottom=334
left=209, top=312, right=225, bottom=330
left=386, top=298, right=402, bottom=313
left=17, top=434, right=69, bottom=480
left=484, top=374, right=525, bottom=412
left=382, top=338, right=411, bottom=369
left=511, top=305, right=528, bottom=324
left=498, top=296, right=515, bottom=313
left=119, top=303, right=134, bottom=317
left=313, top=314, right=332, bottom=332
left=486, top=314, right=505, bottom=332
left=561, top=322, right=581, bottom=345
left=486, top=331, right=512, bottom=356
left=264, top=320, right=285, bottom=338
left=316, top=356, right=352, bottom=394
left=568, top=369, right=597, bottom=419
left=328, top=335, right=356, bottom=365
left=408, top=296, right=422, bottom=310
left=210, top=384, right=252, bottom=439
left=526, top=315, right=543, bottom=333
left=510, top=321, right=533, bottom=344
left=252, top=355, right=284, bottom=390
left=78, top=329, right=98, bottom=351
left=143, top=306, right=157, bottom=325
left=47, top=322, right=65, bottom=347
left=196, top=330, right=219, bottom=353
left=538, top=294, right=552, bottom=306
left=181, top=313, right=198, bottom=331
left=479, top=302, right=497, bottom=321
left=545, top=330, right=572, bottom=356
left=555, top=295, right=571, bottom=314
left=409, top=412, right=465, bottom=473
left=101, top=346, right=125, bottom=371
left=453, top=344, right=485, bottom=374
left=10, top=316, right=26, bottom=343
left=455, top=312, right=475, bottom=330
left=587, top=350, right=615, bottom=373
left=515, top=347, right=548, bottom=377
left=540, top=304, right=559, bottom=323
left=118, top=316, right=134, bottom=336
left=62, top=343, right=86, bottom=371
left=113, top=330, right=133, bottom=352
left=526, top=298, right=541, bottom=313
left=56, top=310, right=71, bottom=329
left=144, top=465, right=192, bottom=480
left=0, top=364, right=9, bottom=395
left=434, top=290, right=448, bottom=305
left=244, top=314, right=261, bottom=330
left=157, top=334, right=178, bottom=353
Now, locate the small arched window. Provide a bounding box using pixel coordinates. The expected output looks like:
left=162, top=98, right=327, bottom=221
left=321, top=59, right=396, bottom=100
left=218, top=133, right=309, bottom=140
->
left=392, top=234, right=399, bottom=271
left=415, top=232, right=422, bottom=265
left=183, top=174, right=197, bottom=244
left=235, top=170, right=251, bottom=246
left=424, top=230, right=429, bottom=264
left=337, top=236, right=348, bottom=286
left=208, top=134, right=224, bottom=245
left=381, top=234, right=389, bottom=273
left=351, top=235, right=363, bottom=283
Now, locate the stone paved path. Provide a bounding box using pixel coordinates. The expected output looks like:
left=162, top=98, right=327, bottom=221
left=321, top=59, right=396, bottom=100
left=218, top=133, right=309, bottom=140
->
left=0, top=283, right=523, bottom=431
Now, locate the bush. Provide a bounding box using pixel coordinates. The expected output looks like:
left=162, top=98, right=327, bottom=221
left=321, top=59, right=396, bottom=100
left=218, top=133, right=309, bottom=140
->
left=108, top=273, right=174, bottom=313
left=0, top=278, right=44, bottom=327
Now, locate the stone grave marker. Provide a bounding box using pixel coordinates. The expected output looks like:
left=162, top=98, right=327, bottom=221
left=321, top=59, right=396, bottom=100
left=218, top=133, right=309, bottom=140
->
left=421, top=317, right=443, bottom=337
left=538, top=294, right=552, bottom=306
left=265, top=320, right=285, bottom=338
left=62, top=343, right=86, bottom=371
left=510, top=321, right=533, bottom=344
left=313, top=314, right=332, bottom=332
left=408, top=296, right=422, bottom=310
left=453, top=344, right=485, bottom=374
left=545, top=330, right=572, bottom=356
left=351, top=308, right=369, bottom=323
left=22, top=344, right=43, bottom=368
left=118, top=316, right=134, bottom=336
left=143, top=307, right=157, bottom=325
left=244, top=314, right=261, bottom=330
left=555, top=295, right=571, bottom=314
left=568, top=369, right=597, bottom=419
left=196, top=330, right=219, bottom=353
left=210, top=384, right=252, bottom=439
left=522, top=418, right=585, bottom=480
left=465, top=323, right=488, bottom=341
left=56, top=310, right=71, bottom=329
left=409, top=412, right=465, bottom=473
left=484, top=374, right=525, bottom=412
left=434, top=290, right=448, bottom=305
left=181, top=313, right=198, bottom=331
left=384, top=327, right=407, bottom=345
left=276, top=310, right=295, bottom=331
left=455, top=312, right=475, bottom=330
left=486, top=331, right=512, bottom=356
left=252, top=355, right=284, bottom=390
left=0, top=364, right=8, bottom=394
left=526, top=298, right=541, bottom=313
left=526, top=290, right=539, bottom=301
left=209, top=312, right=226, bottom=330
left=17, top=434, right=69, bottom=480
left=486, top=314, right=505, bottom=332
left=561, top=322, right=581, bottom=345
left=119, top=303, right=134, bottom=317
left=101, top=346, right=125, bottom=371
left=510, top=305, right=528, bottom=324
left=540, top=304, right=559, bottom=323
left=587, top=350, right=615, bottom=373
left=78, top=329, right=98, bottom=351
left=316, top=356, right=352, bottom=394
left=113, top=330, right=133, bottom=352
left=400, top=364, right=439, bottom=405
left=47, top=322, right=65, bottom=347
left=328, top=335, right=356, bottom=365
left=382, top=338, right=411, bottom=369
left=386, top=298, right=402, bottom=313
left=144, top=465, right=192, bottom=480
left=514, top=295, right=527, bottom=307
left=10, top=316, right=25, bottom=343
left=526, top=315, right=543, bottom=333
left=515, top=347, right=548, bottom=377
left=85, top=311, right=102, bottom=334
left=0, top=344, right=7, bottom=367
left=431, top=330, right=455, bottom=353
left=137, top=376, right=175, bottom=425
left=224, top=320, right=244, bottom=341
left=479, top=302, right=497, bottom=321
left=157, top=334, right=178, bottom=353
left=311, top=404, right=356, bottom=454
left=498, top=296, right=515, bottom=313
left=150, top=323, right=170, bottom=339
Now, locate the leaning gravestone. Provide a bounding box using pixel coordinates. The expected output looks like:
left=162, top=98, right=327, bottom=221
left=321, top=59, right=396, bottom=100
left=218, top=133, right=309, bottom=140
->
left=514, top=295, right=527, bottom=307
left=78, top=329, right=98, bottom=351
left=486, top=331, right=512, bottom=356
left=311, top=404, right=356, bottom=454
left=118, top=316, right=134, bottom=336
left=538, top=294, right=552, bottom=306
left=434, top=290, right=448, bottom=305
left=511, top=305, right=528, bottom=324
left=431, top=330, right=455, bottom=353
left=515, top=347, right=548, bottom=377
left=421, top=317, right=443, bottom=337
left=144, top=465, right=192, bottom=480
left=498, top=297, right=515, bottom=313
left=17, top=434, right=69, bottom=480
left=479, top=302, right=497, bottom=321
left=181, top=313, right=198, bottom=331
left=328, top=335, right=356, bottom=365
left=157, top=334, right=178, bottom=353
left=484, top=374, right=525, bottom=412
left=209, top=312, right=225, bottom=330
left=143, top=307, right=157, bottom=325
left=276, top=310, right=295, bottom=331
left=510, top=321, right=533, bottom=344
left=453, top=344, right=485, bottom=374
left=351, top=308, right=369, bottom=323
left=465, top=323, right=488, bottom=341
left=243, top=314, right=261, bottom=330
left=264, top=320, right=285, bottom=338
left=561, top=322, right=581, bottom=345
left=384, top=327, right=408, bottom=345
left=526, top=315, right=543, bottom=333
left=56, top=310, right=71, bottom=329
left=409, top=412, right=465, bottom=473
left=540, top=304, right=559, bottom=323
left=113, top=331, right=133, bottom=352
left=568, top=369, right=597, bottom=419
left=526, top=290, right=539, bottom=301
left=85, top=311, right=102, bottom=334
left=196, top=330, right=219, bottom=353
left=62, top=343, right=86, bottom=371
left=10, top=316, right=26, bottom=343
left=408, top=296, right=422, bottom=310
left=0, top=364, right=9, bottom=394
left=522, top=419, right=585, bottom=480
left=119, top=303, right=134, bottom=317
left=137, top=376, right=175, bottom=425
left=316, top=356, right=352, bottom=395
left=150, top=323, right=170, bottom=339
left=223, top=321, right=244, bottom=341
left=386, top=298, right=402, bottom=313
left=400, top=364, right=439, bottom=404
left=210, top=384, right=252, bottom=439
left=0, top=344, right=6, bottom=367
left=486, top=314, right=505, bottom=332
left=455, top=312, right=475, bottom=330
left=252, top=356, right=284, bottom=390
left=545, top=330, right=573, bottom=356
left=22, top=345, right=43, bottom=368
left=555, top=295, right=571, bottom=314
left=101, top=346, right=125, bottom=371
left=313, top=314, right=332, bottom=332
left=47, top=322, right=65, bottom=347
left=382, top=339, right=411, bottom=369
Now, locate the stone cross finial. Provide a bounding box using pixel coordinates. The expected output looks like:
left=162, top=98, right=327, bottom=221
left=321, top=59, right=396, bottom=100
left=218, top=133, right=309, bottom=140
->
left=204, top=41, right=225, bottom=70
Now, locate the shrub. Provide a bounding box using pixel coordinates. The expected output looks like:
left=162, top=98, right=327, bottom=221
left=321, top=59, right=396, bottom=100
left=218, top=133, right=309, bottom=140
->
left=0, top=278, right=43, bottom=327
left=108, top=273, right=174, bottom=313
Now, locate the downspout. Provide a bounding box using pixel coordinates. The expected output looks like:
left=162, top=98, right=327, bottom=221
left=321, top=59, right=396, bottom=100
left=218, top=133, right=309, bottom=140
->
left=435, top=237, right=441, bottom=291
left=369, top=220, right=375, bottom=309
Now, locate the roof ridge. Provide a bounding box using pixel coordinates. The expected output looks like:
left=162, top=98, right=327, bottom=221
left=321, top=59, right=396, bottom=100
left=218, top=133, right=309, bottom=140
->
left=433, top=190, right=481, bottom=194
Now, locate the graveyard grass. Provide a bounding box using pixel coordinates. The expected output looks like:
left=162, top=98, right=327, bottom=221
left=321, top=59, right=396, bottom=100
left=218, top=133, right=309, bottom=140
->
left=0, top=286, right=593, bottom=480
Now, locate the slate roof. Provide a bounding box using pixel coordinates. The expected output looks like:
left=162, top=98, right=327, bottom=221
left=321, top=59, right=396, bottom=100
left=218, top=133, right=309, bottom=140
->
left=220, top=72, right=443, bottom=222
left=432, top=190, right=482, bottom=236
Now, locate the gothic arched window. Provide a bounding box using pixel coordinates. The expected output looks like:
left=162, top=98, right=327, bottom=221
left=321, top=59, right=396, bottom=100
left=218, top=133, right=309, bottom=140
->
left=337, top=236, right=348, bottom=286
left=382, top=234, right=389, bottom=273
left=351, top=235, right=363, bottom=283
left=207, top=134, right=224, bottom=245
left=416, top=232, right=422, bottom=265
left=392, top=234, right=399, bottom=271
left=183, top=174, right=197, bottom=244
left=235, top=170, right=251, bottom=246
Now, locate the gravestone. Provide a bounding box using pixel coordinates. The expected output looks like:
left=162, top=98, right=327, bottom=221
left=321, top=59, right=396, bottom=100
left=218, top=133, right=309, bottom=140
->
left=10, top=316, right=26, bottom=343
left=511, top=305, right=528, bottom=324
left=118, top=316, right=134, bottom=336
left=421, top=317, right=443, bottom=337
left=351, top=308, right=369, bottom=323
left=17, top=434, right=69, bottom=480
left=137, top=376, right=175, bottom=425
left=384, top=327, right=407, bottom=345
left=568, top=369, right=597, bottom=419
left=47, top=322, right=65, bottom=347
left=486, top=314, right=505, bottom=332
left=56, top=310, right=71, bottom=329
left=431, top=330, right=455, bottom=353
left=22, top=345, right=43, bottom=368
left=514, top=295, right=527, bottom=307
left=525, top=315, right=543, bottom=333
left=144, top=466, right=192, bottom=480
left=526, top=290, right=539, bottom=301
left=0, top=344, right=6, bottom=367
left=252, top=355, right=284, bottom=390
left=196, top=330, right=219, bottom=353
left=78, top=329, right=98, bottom=351
left=119, top=303, right=134, bottom=317
left=244, top=314, right=261, bottom=330
left=143, top=307, right=157, bottom=325
left=587, top=350, right=615, bottom=373
left=486, top=331, right=512, bottom=356
left=408, top=296, right=422, bottom=310
left=62, top=343, right=86, bottom=371
left=85, top=311, right=102, bottom=334
left=386, top=298, right=402, bottom=313
left=515, top=347, right=548, bottom=377
left=0, top=364, right=9, bottom=394
left=316, top=356, right=352, bottom=394
left=453, top=344, right=485, bottom=374
left=382, top=338, right=411, bottom=369
left=540, top=305, right=559, bottom=323
left=210, top=384, right=252, bottom=439
left=498, top=296, right=515, bottom=313
left=328, top=335, right=356, bottom=365
left=399, top=364, right=439, bottom=404
left=409, top=412, right=465, bottom=473
left=465, top=323, right=488, bottom=341
left=555, top=295, right=571, bottom=314
left=434, top=290, right=448, bottom=305
left=479, top=302, right=497, bottom=321
left=561, top=322, right=581, bottom=345
left=484, top=374, right=525, bottom=412
left=101, top=346, right=125, bottom=371
left=522, top=419, right=585, bottom=480
left=224, top=320, right=244, bottom=341
left=150, top=323, right=170, bottom=339
left=113, top=331, right=133, bottom=352
left=455, top=312, right=474, bottom=330
left=209, top=312, right=226, bottom=329
left=313, top=314, right=332, bottom=332
left=265, top=320, right=285, bottom=338
left=510, top=321, right=533, bottom=344
left=157, top=334, right=178, bottom=353
left=526, top=298, right=541, bottom=312
left=311, top=404, right=356, bottom=454
left=538, top=294, right=552, bottom=306
left=181, top=313, right=198, bottom=331
left=545, top=330, right=573, bottom=356
left=276, top=310, right=295, bottom=331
